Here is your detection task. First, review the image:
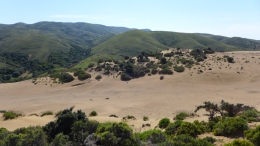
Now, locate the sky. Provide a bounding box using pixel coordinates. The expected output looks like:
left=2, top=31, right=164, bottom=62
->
left=1, top=0, right=260, bottom=40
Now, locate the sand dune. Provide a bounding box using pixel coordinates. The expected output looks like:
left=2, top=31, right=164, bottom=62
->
left=1, top=51, right=260, bottom=132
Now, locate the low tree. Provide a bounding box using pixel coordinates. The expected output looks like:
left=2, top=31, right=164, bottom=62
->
left=194, top=101, right=219, bottom=121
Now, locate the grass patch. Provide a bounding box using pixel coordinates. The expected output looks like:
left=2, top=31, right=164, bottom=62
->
left=3, top=111, right=22, bottom=120
left=41, top=111, right=53, bottom=117
left=143, top=116, right=149, bottom=121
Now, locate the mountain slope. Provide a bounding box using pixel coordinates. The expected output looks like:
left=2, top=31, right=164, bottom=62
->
left=91, top=30, right=240, bottom=59
left=197, top=33, right=260, bottom=50
left=0, top=22, right=132, bottom=60
left=74, top=30, right=243, bottom=69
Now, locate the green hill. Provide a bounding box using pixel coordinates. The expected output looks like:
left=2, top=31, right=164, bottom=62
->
left=75, top=30, right=242, bottom=68
left=0, top=22, right=133, bottom=61
left=197, top=33, right=260, bottom=50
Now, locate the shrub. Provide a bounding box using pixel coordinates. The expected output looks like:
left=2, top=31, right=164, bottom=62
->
left=158, top=118, right=170, bottom=129
left=160, top=57, right=167, bottom=64
left=95, top=75, right=102, bottom=80
left=176, top=122, right=201, bottom=137
left=78, top=72, right=91, bottom=80
left=174, top=66, right=185, bottom=72
left=151, top=69, right=158, bottom=74
left=240, top=109, right=259, bottom=122
left=160, top=76, right=164, bottom=80
left=159, top=69, right=173, bottom=75
left=224, top=139, right=253, bottom=146
left=89, top=111, right=98, bottom=117
left=121, top=73, right=131, bottom=81
left=165, top=120, right=183, bottom=135
left=41, top=111, right=53, bottom=117
left=124, top=56, right=129, bottom=60
left=202, top=136, right=217, bottom=144
left=245, top=125, right=260, bottom=145
left=143, top=116, right=149, bottom=121
left=88, top=63, right=95, bottom=68
left=95, top=122, right=137, bottom=145
left=227, top=57, right=234, bottom=63
left=55, top=110, right=62, bottom=117
left=213, top=117, right=248, bottom=136
left=196, top=57, right=204, bottom=62
left=174, top=112, right=189, bottom=120
left=50, top=133, right=71, bottom=146
left=43, top=107, right=87, bottom=139
left=3, top=111, right=22, bottom=120
left=59, top=73, right=74, bottom=83
left=164, top=53, right=174, bottom=57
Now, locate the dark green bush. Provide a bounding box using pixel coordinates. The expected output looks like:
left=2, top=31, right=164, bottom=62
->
left=59, top=73, right=74, bottom=83
left=245, top=125, right=260, bottom=146
left=240, top=109, right=259, bottom=122
left=227, top=57, right=234, bottom=63
left=95, top=75, right=102, bottom=80
left=224, top=139, right=253, bottom=146
left=121, top=73, right=131, bottom=81
left=89, top=111, right=98, bottom=117
left=158, top=118, right=170, bottom=129
left=174, top=66, right=185, bottom=72
left=151, top=69, right=158, bottom=74
left=160, top=76, right=164, bottom=80
left=160, top=57, right=167, bottom=64
left=95, top=122, right=137, bottom=146
left=176, top=122, right=201, bottom=137
left=165, top=120, right=183, bottom=135
left=143, top=116, right=149, bottom=121
left=196, top=57, right=204, bottom=62
left=78, top=72, right=91, bottom=80
left=159, top=69, right=173, bottom=75
left=213, top=117, right=248, bottom=136
left=202, top=136, right=217, bottom=144
left=164, top=53, right=174, bottom=57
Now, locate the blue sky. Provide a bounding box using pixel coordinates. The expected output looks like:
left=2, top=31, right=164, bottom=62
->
left=1, top=0, right=260, bottom=39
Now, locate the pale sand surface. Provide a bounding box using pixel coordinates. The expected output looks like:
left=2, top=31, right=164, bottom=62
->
left=1, top=51, right=260, bottom=136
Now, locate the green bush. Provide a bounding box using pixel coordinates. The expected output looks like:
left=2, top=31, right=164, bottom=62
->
left=151, top=69, right=158, bottom=74
left=213, top=117, right=248, bottom=136
left=174, top=66, right=185, bottom=72
left=202, top=136, right=217, bottom=144
left=50, top=133, right=71, bottom=146
left=196, top=57, right=204, bottom=62
left=169, top=134, right=214, bottom=146
left=158, top=118, right=170, bottom=129
left=160, top=76, right=164, bottom=80
left=174, top=112, right=189, bottom=120
left=240, top=109, right=259, bottom=122
left=176, top=122, right=201, bottom=137
left=95, top=75, right=102, bottom=80
left=121, top=73, right=131, bottom=81
left=160, top=57, right=167, bottom=64
left=59, top=72, right=74, bottom=83
left=95, top=122, right=137, bottom=146
left=165, top=120, right=183, bottom=135
left=78, top=72, right=91, bottom=80
left=41, top=111, right=53, bottom=117
left=227, top=57, right=234, bottom=63
left=224, top=139, right=253, bottom=146
left=164, top=53, right=174, bottom=57
left=3, top=111, right=22, bottom=120
left=55, top=110, right=62, bottom=117
left=143, top=116, right=149, bottom=121
left=159, top=69, right=173, bottom=75
left=245, top=125, right=260, bottom=146
left=89, top=111, right=98, bottom=117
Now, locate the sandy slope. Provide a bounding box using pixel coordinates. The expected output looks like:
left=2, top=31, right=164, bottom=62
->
left=0, top=51, right=260, bottom=135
